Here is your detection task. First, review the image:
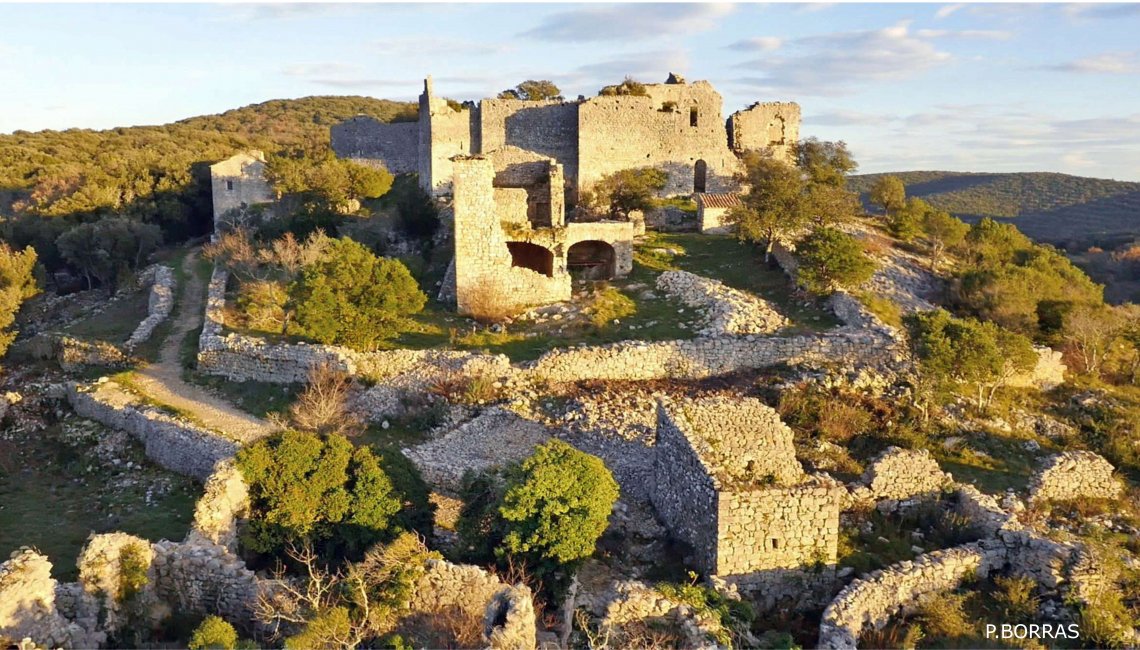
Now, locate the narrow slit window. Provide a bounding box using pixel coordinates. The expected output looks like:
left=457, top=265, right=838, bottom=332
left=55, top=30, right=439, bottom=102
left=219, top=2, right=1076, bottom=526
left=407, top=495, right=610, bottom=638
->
left=771, top=538, right=780, bottom=550
left=226, top=180, right=234, bottom=191
left=690, top=108, right=699, bottom=127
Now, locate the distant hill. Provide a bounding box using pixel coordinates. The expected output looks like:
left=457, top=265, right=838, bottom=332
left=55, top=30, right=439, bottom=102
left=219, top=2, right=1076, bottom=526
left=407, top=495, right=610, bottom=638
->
left=0, top=96, right=417, bottom=238
left=848, top=171, right=1140, bottom=247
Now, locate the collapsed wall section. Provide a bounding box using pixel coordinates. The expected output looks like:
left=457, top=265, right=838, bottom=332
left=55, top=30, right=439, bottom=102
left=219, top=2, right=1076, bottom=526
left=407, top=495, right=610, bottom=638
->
left=728, top=102, right=801, bottom=164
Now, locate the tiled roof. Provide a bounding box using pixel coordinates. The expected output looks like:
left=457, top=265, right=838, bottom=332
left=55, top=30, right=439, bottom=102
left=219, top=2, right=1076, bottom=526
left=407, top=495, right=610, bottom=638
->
left=696, top=192, right=742, bottom=209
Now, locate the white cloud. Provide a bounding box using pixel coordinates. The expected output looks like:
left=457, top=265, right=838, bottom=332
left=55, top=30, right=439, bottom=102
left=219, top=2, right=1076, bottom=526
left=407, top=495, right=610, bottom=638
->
left=731, top=21, right=953, bottom=96
left=935, top=4, right=965, bottom=19
left=1062, top=3, right=1140, bottom=20
left=726, top=37, right=783, bottom=53
left=915, top=28, right=1013, bottom=40
left=1045, top=51, right=1140, bottom=74
left=520, top=3, right=733, bottom=42
left=370, top=37, right=512, bottom=58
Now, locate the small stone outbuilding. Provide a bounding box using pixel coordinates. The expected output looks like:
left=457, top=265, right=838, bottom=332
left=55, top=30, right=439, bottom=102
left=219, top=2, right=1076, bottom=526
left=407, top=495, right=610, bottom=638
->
left=695, top=192, right=741, bottom=234
left=209, top=151, right=274, bottom=228
left=650, top=396, right=842, bottom=594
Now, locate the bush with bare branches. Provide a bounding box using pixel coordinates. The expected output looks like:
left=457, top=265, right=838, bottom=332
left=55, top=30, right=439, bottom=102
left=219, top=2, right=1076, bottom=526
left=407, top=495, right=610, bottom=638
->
left=288, top=363, right=363, bottom=437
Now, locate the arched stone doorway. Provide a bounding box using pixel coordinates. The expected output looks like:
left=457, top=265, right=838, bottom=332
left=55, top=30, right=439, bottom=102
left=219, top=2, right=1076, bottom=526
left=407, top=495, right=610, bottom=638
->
left=567, top=240, right=616, bottom=281
left=506, top=241, right=554, bottom=277
left=694, top=159, right=708, bottom=193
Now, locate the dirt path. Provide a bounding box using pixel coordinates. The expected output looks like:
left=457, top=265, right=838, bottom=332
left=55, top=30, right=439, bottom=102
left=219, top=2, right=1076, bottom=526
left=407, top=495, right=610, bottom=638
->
left=132, top=250, right=278, bottom=443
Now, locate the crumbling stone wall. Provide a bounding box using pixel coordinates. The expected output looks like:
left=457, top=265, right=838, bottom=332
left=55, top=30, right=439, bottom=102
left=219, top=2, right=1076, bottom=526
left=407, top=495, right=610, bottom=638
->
left=451, top=155, right=571, bottom=314
left=330, top=115, right=419, bottom=174
left=56, top=336, right=130, bottom=371
left=656, top=270, right=788, bottom=336
left=483, top=584, right=537, bottom=650
left=481, top=99, right=579, bottom=185
left=150, top=540, right=262, bottom=627
left=1027, top=451, right=1121, bottom=505
left=727, top=102, right=801, bottom=164
left=409, top=559, right=536, bottom=650
left=186, top=459, right=250, bottom=552
left=577, top=81, right=741, bottom=196
left=818, top=541, right=1005, bottom=650
left=126, top=265, right=175, bottom=350
left=419, top=77, right=475, bottom=195
left=0, top=549, right=100, bottom=649
left=66, top=381, right=239, bottom=482
left=1007, top=346, right=1067, bottom=390
left=853, top=447, right=954, bottom=506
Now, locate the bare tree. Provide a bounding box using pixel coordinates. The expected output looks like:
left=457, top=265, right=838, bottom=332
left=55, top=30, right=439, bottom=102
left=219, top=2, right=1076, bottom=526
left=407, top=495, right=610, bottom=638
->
left=289, top=363, right=363, bottom=437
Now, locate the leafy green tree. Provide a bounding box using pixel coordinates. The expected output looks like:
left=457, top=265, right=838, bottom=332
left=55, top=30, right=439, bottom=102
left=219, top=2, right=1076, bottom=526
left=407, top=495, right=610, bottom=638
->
left=1062, top=303, right=1128, bottom=378
left=390, top=175, right=440, bottom=240
left=888, top=197, right=931, bottom=242
left=267, top=154, right=393, bottom=206
left=235, top=430, right=409, bottom=561
left=56, top=218, right=161, bottom=290
left=498, top=80, right=563, bottom=101
left=728, top=152, right=810, bottom=258
left=289, top=238, right=426, bottom=350
left=0, top=243, right=40, bottom=358
left=598, top=77, right=649, bottom=97
left=963, top=217, right=1033, bottom=268
left=905, top=309, right=1038, bottom=411
left=457, top=441, right=618, bottom=585
left=796, top=227, right=877, bottom=294
left=498, top=440, right=619, bottom=569
left=587, top=168, right=667, bottom=220
left=795, top=138, right=858, bottom=188
left=921, top=208, right=969, bottom=268
left=188, top=616, right=237, bottom=650
left=869, top=175, right=907, bottom=216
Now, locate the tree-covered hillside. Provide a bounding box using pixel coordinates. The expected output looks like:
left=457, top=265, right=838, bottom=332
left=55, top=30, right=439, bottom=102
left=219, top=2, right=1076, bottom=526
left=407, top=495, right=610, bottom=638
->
left=0, top=96, right=416, bottom=241
left=848, top=171, right=1140, bottom=246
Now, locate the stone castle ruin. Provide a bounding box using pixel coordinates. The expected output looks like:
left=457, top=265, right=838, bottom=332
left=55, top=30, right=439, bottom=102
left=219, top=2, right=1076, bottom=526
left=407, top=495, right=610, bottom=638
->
left=332, top=75, right=800, bottom=314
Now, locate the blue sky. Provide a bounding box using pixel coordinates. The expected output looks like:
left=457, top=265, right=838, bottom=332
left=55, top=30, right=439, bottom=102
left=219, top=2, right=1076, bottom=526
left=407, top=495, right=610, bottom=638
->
left=2, top=2, right=1140, bottom=180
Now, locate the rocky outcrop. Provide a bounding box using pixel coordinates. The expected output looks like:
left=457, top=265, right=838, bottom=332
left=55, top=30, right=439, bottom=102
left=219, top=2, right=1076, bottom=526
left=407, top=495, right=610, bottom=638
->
left=656, top=270, right=788, bottom=336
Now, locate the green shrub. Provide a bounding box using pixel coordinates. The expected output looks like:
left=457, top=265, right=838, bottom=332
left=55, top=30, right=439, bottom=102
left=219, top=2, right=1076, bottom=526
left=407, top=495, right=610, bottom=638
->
left=457, top=441, right=619, bottom=584
left=656, top=575, right=755, bottom=647
left=914, top=592, right=975, bottom=639
left=993, top=575, right=1038, bottom=622
left=188, top=616, right=237, bottom=650
left=236, top=431, right=414, bottom=561
left=856, top=292, right=903, bottom=329
left=796, top=227, right=877, bottom=294
left=284, top=606, right=354, bottom=650
left=585, top=168, right=668, bottom=220
left=0, top=243, right=40, bottom=358
left=598, top=77, right=648, bottom=97
left=390, top=175, right=440, bottom=240
left=117, top=542, right=150, bottom=603
left=289, top=237, right=426, bottom=350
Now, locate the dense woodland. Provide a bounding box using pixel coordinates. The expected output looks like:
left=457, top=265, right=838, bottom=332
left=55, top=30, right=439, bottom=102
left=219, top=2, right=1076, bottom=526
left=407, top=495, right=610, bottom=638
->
left=0, top=96, right=416, bottom=279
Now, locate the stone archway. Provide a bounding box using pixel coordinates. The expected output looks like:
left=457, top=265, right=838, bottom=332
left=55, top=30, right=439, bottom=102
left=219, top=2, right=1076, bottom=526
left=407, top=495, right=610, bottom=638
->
left=567, top=240, right=616, bottom=281
left=694, top=159, right=708, bottom=193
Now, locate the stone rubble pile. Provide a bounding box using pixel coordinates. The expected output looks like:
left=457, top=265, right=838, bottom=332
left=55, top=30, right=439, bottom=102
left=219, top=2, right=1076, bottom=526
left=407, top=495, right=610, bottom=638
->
left=656, top=270, right=788, bottom=336
left=851, top=447, right=955, bottom=508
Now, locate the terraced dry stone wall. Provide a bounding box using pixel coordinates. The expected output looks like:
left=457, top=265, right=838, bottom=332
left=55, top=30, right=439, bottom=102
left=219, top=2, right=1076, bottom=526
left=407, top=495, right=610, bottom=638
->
left=200, top=266, right=898, bottom=390
left=1027, top=451, right=1121, bottom=505
left=66, top=381, right=238, bottom=482
left=656, top=270, right=788, bottom=336
left=126, top=265, right=175, bottom=349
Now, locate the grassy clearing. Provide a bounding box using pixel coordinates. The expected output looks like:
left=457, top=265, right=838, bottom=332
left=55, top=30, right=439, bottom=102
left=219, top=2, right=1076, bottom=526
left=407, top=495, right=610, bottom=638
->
left=182, top=373, right=300, bottom=421
left=62, top=290, right=149, bottom=343
left=0, top=420, right=199, bottom=580
left=931, top=429, right=1051, bottom=495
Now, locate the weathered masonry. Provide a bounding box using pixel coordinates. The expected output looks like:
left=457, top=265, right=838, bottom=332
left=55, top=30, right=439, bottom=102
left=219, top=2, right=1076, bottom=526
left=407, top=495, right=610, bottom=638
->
left=208, top=151, right=274, bottom=226
left=651, top=396, right=842, bottom=594
left=332, top=75, right=801, bottom=199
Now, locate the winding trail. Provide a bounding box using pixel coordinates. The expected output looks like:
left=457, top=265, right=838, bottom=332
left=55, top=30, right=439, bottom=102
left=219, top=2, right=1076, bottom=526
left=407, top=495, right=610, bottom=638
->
left=131, top=249, right=278, bottom=443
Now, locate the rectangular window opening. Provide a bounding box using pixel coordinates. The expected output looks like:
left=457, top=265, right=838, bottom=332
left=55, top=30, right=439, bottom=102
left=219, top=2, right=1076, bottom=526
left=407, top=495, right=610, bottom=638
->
left=226, top=180, right=234, bottom=191
left=690, top=108, right=699, bottom=127
left=771, top=538, right=780, bottom=550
